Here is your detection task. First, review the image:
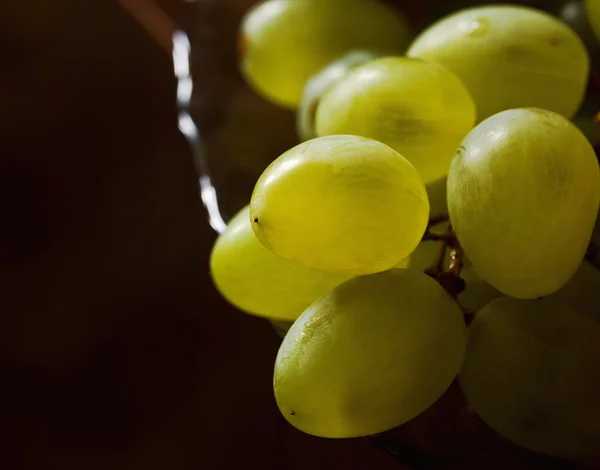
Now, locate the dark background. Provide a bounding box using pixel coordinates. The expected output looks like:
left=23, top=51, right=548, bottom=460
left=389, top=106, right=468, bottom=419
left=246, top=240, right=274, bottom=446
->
left=0, top=1, right=405, bottom=468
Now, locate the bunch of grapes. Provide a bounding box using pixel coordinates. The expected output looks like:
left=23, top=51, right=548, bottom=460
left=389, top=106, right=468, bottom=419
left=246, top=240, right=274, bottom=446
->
left=208, top=0, right=600, bottom=466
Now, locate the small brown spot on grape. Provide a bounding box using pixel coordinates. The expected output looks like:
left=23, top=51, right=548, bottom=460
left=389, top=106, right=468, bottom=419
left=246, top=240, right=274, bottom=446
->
left=549, top=37, right=561, bottom=47
left=253, top=217, right=259, bottom=224
left=290, top=410, right=296, bottom=416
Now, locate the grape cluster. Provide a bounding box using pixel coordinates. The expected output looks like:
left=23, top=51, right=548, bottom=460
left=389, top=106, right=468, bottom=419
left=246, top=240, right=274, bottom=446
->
left=210, top=0, right=600, bottom=463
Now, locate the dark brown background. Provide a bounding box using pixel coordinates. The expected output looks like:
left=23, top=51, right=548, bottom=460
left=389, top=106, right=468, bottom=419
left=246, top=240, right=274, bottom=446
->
left=0, top=1, right=406, bottom=468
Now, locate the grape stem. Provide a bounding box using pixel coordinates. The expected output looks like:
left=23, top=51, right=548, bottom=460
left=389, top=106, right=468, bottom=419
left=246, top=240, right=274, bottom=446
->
left=423, top=215, right=600, bottom=308
left=424, top=221, right=466, bottom=301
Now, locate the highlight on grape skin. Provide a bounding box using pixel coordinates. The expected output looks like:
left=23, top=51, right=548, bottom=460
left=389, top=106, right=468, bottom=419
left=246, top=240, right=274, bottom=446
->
left=407, top=5, right=590, bottom=121
left=459, top=296, right=600, bottom=459
left=210, top=205, right=350, bottom=322
left=239, top=0, right=411, bottom=109
left=274, top=270, right=466, bottom=439
left=250, top=135, right=430, bottom=276
left=297, top=50, right=382, bottom=143
left=447, top=108, right=600, bottom=299
left=315, top=56, right=477, bottom=184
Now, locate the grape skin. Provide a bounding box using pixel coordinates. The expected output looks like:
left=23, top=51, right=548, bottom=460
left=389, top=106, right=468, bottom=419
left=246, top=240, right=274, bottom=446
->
left=315, top=56, right=476, bottom=184
left=297, top=50, right=381, bottom=142
left=407, top=5, right=590, bottom=121
left=210, top=206, right=350, bottom=321
left=460, top=296, right=600, bottom=458
left=240, top=0, right=410, bottom=109
left=250, top=135, right=430, bottom=276
left=274, top=269, right=466, bottom=438
left=448, top=108, right=600, bottom=299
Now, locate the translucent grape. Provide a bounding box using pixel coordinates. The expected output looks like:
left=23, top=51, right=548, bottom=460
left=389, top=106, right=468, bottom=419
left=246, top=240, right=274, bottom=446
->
left=250, top=135, right=430, bottom=275
left=407, top=5, right=590, bottom=121
left=210, top=206, right=350, bottom=321
left=274, top=269, right=466, bottom=438
left=297, top=50, right=381, bottom=142
left=315, top=57, right=476, bottom=184
left=459, top=296, right=600, bottom=458
left=448, top=108, right=600, bottom=299
left=239, top=0, right=410, bottom=109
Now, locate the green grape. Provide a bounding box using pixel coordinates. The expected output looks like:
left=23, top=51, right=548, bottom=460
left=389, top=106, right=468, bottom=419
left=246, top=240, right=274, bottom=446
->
left=250, top=135, right=430, bottom=275
left=585, top=0, right=600, bottom=42
left=407, top=5, right=590, bottom=122
left=549, top=260, right=600, bottom=321
left=210, top=205, right=350, bottom=321
left=315, top=57, right=476, bottom=184
left=274, top=269, right=466, bottom=438
left=448, top=108, right=600, bottom=299
left=239, top=0, right=410, bottom=109
left=297, top=50, right=381, bottom=142
left=459, top=296, right=600, bottom=458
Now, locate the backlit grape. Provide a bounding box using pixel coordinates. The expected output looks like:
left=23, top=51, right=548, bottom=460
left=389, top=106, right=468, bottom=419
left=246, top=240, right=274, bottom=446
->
left=250, top=135, right=429, bottom=275
left=210, top=206, right=350, bottom=321
left=407, top=5, right=590, bottom=121
left=315, top=56, right=476, bottom=183
left=460, top=296, right=600, bottom=458
left=240, top=0, right=410, bottom=109
left=448, top=108, right=600, bottom=298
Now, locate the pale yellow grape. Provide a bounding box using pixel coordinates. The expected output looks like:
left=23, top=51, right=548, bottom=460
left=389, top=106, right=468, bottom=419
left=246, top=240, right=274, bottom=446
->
left=274, top=270, right=466, bottom=438
left=250, top=135, right=429, bottom=275
left=407, top=5, right=589, bottom=121
left=460, top=296, right=600, bottom=458
left=448, top=108, right=600, bottom=299
left=297, top=50, right=381, bottom=142
left=586, top=0, right=600, bottom=42
left=315, top=57, right=476, bottom=184
left=210, top=206, right=349, bottom=321
left=240, top=0, right=410, bottom=109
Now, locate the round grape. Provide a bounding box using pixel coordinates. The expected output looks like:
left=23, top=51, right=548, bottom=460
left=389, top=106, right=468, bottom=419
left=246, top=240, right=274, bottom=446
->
left=407, top=5, right=590, bottom=121
left=210, top=205, right=350, bottom=321
left=239, top=0, right=410, bottom=109
left=274, top=269, right=466, bottom=438
left=460, top=296, right=600, bottom=458
left=315, top=56, right=476, bottom=184
left=448, top=108, right=600, bottom=299
left=250, top=135, right=430, bottom=275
